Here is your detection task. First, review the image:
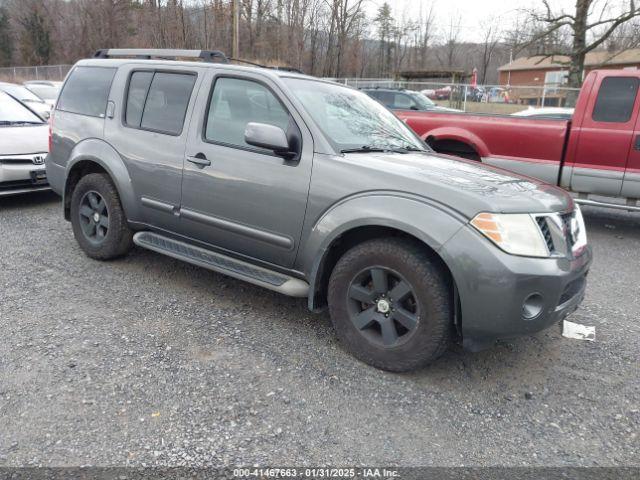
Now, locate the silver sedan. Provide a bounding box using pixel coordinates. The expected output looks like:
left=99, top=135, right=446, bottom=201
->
left=0, top=91, right=50, bottom=196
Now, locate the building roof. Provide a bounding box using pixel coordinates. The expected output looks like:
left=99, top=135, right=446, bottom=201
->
left=498, top=49, right=640, bottom=71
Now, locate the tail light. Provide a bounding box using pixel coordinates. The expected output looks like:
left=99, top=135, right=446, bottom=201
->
left=48, top=112, right=54, bottom=152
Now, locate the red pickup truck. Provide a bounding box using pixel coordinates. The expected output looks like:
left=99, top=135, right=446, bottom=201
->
left=396, top=69, right=640, bottom=211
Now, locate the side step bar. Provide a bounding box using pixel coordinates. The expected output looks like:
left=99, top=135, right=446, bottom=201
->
left=575, top=198, right=640, bottom=212
left=133, top=232, right=309, bottom=297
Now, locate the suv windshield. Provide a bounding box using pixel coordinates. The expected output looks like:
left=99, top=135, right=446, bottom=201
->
left=0, top=92, right=45, bottom=125
left=365, top=89, right=437, bottom=111
left=409, top=92, right=436, bottom=110
left=284, top=78, right=428, bottom=152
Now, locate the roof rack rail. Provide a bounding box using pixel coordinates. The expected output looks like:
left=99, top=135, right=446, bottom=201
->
left=93, top=49, right=229, bottom=63
left=228, top=57, right=303, bottom=74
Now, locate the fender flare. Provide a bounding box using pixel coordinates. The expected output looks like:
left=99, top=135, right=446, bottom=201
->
left=421, top=127, right=489, bottom=158
left=301, top=192, right=466, bottom=310
left=64, top=138, right=140, bottom=221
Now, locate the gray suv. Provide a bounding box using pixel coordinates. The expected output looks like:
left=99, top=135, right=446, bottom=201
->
left=46, top=49, right=592, bottom=371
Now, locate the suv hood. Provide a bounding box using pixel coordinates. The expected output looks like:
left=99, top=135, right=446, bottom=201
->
left=0, top=124, right=48, bottom=155
left=344, top=151, right=572, bottom=217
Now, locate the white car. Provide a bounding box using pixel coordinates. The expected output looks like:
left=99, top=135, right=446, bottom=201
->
left=0, top=91, right=50, bottom=196
left=24, top=80, right=62, bottom=108
left=0, top=81, right=52, bottom=119
left=512, top=107, right=574, bottom=119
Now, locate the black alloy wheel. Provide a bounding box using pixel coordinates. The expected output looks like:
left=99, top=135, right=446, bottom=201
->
left=78, top=190, right=109, bottom=245
left=347, top=266, right=419, bottom=348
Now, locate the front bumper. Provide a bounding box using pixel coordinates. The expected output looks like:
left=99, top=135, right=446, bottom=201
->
left=0, top=156, right=50, bottom=197
left=440, top=224, right=592, bottom=351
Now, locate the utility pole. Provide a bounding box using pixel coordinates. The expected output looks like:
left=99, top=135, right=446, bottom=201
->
left=232, top=0, right=240, bottom=58
left=507, top=49, right=513, bottom=87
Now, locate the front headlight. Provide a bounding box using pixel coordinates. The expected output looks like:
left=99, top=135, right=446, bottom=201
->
left=470, top=212, right=550, bottom=258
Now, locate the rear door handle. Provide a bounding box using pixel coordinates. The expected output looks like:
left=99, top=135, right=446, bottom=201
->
left=186, top=153, right=211, bottom=167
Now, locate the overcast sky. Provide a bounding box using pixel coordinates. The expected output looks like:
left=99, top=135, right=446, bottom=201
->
left=363, top=0, right=576, bottom=42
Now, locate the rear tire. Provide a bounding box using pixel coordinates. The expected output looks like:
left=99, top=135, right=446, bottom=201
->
left=328, top=238, right=452, bottom=372
left=70, top=173, right=133, bottom=260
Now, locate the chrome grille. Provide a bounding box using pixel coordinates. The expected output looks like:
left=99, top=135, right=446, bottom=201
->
left=535, top=217, right=555, bottom=253
left=560, top=212, right=576, bottom=249
left=0, top=153, right=47, bottom=165
left=534, top=208, right=586, bottom=258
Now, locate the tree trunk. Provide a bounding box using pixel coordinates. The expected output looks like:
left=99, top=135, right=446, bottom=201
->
left=568, top=0, right=589, bottom=88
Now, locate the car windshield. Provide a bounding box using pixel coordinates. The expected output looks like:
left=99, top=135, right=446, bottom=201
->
left=1, top=84, right=44, bottom=103
left=0, top=92, right=45, bottom=124
left=284, top=78, right=428, bottom=152
left=26, top=84, right=59, bottom=101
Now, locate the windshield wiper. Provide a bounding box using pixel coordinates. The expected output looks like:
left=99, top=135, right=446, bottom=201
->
left=340, top=146, right=388, bottom=154
left=0, top=120, right=44, bottom=126
left=341, top=145, right=426, bottom=155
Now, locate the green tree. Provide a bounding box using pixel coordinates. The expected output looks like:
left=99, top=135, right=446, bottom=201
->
left=374, top=2, right=394, bottom=76
left=19, top=6, right=51, bottom=65
left=0, top=6, right=12, bottom=67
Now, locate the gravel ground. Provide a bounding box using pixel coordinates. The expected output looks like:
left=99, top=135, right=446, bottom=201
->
left=0, top=191, right=638, bottom=467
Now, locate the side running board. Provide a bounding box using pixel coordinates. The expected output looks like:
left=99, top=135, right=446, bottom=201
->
left=133, top=232, right=309, bottom=297
left=575, top=197, right=640, bottom=212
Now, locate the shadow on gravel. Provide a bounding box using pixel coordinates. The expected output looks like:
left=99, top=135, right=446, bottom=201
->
left=0, top=190, right=60, bottom=210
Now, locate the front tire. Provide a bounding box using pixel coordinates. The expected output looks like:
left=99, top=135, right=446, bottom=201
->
left=328, top=238, right=452, bottom=372
left=70, top=173, right=133, bottom=260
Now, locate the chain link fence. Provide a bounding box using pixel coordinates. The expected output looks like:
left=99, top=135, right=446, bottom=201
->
left=0, top=65, right=72, bottom=83
left=0, top=66, right=581, bottom=116
left=329, top=78, right=581, bottom=115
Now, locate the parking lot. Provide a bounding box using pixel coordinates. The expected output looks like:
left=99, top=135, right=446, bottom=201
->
left=0, top=191, right=638, bottom=467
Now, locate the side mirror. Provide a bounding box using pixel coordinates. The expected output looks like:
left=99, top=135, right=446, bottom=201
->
left=244, top=122, right=292, bottom=157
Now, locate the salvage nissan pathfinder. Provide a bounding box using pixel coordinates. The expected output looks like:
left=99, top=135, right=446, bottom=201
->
left=46, top=49, right=592, bottom=371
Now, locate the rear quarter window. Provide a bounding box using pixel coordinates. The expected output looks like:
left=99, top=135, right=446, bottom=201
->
left=592, top=77, right=640, bottom=123
left=57, top=66, right=116, bottom=117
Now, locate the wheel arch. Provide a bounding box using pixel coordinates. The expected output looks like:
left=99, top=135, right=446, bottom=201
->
left=304, top=194, right=465, bottom=336
left=63, top=139, right=137, bottom=221
left=422, top=127, right=488, bottom=160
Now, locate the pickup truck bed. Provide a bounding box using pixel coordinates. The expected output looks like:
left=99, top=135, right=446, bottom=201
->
left=402, top=112, right=569, bottom=185
left=397, top=69, right=640, bottom=210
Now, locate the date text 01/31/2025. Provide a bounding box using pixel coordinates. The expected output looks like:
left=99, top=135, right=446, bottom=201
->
left=232, top=468, right=400, bottom=478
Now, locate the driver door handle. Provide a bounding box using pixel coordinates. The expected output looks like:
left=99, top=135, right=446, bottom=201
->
left=186, top=153, right=211, bottom=167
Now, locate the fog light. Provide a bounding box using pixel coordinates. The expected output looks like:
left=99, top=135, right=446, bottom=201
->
left=522, top=293, right=544, bottom=320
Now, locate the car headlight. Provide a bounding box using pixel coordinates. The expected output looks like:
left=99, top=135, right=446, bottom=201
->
left=470, top=212, right=550, bottom=258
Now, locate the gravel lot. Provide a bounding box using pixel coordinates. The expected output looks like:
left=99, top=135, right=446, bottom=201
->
left=0, top=191, right=638, bottom=467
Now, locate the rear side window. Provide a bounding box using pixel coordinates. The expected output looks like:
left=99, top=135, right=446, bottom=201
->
left=57, top=66, right=116, bottom=117
left=124, top=71, right=196, bottom=135
left=592, top=77, right=639, bottom=123
left=370, top=91, right=393, bottom=106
